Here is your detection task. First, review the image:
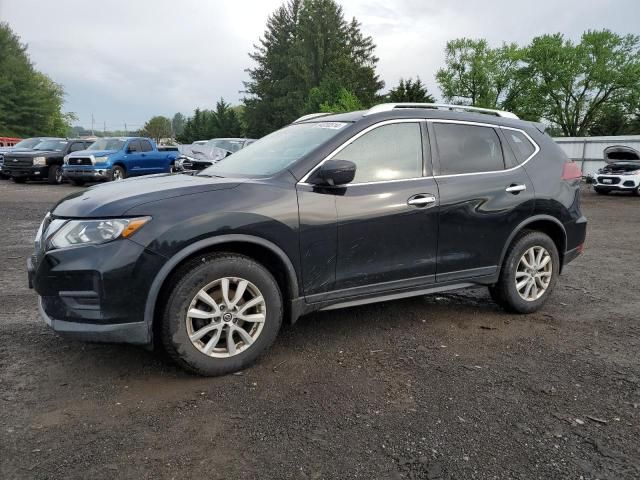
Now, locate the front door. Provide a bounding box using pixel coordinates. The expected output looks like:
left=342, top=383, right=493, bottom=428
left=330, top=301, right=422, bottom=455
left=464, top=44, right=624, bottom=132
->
left=313, top=120, right=440, bottom=301
left=430, top=121, right=535, bottom=282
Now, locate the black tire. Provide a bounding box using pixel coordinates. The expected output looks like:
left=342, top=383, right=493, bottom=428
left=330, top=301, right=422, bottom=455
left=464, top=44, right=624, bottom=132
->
left=69, top=179, right=85, bottom=187
left=489, top=231, right=560, bottom=314
left=47, top=165, right=63, bottom=185
left=111, top=165, right=126, bottom=181
left=594, top=188, right=608, bottom=195
left=161, top=253, right=283, bottom=376
left=633, top=186, right=640, bottom=197
left=12, top=177, right=26, bottom=184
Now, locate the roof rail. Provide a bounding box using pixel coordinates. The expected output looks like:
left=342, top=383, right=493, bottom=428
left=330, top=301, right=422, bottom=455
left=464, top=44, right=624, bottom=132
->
left=364, top=103, right=519, bottom=119
left=292, top=112, right=334, bottom=123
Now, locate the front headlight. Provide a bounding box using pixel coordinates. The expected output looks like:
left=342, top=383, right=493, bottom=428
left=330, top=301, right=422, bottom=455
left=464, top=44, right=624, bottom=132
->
left=94, top=156, right=109, bottom=164
left=63, top=155, right=69, bottom=165
left=49, top=217, right=151, bottom=249
left=33, top=156, right=47, bottom=166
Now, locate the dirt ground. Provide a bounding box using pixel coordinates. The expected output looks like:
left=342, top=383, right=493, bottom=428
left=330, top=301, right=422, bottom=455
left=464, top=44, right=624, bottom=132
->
left=0, top=179, right=638, bottom=480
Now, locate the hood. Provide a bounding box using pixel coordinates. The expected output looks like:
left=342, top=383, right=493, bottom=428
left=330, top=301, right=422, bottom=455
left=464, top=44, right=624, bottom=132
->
left=68, top=149, right=118, bottom=157
left=52, top=173, right=245, bottom=218
left=7, top=150, right=60, bottom=158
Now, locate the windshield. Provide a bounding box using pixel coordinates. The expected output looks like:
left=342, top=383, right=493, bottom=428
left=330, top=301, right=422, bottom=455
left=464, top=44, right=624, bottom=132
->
left=14, top=138, right=45, bottom=149
left=199, top=122, right=349, bottom=177
left=205, top=139, right=245, bottom=153
left=34, top=140, right=68, bottom=151
left=88, top=138, right=125, bottom=151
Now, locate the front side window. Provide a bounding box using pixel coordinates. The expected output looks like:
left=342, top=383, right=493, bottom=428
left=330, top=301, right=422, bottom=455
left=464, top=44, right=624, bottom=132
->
left=333, top=122, right=423, bottom=183
left=434, top=123, right=504, bottom=175
left=69, top=142, right=86, bottom=152
left=127, top=141, right=141, bottom=153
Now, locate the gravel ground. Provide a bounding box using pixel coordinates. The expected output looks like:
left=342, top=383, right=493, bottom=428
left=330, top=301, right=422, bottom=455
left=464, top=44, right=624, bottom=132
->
left=0, top=179, right=638, bottom=480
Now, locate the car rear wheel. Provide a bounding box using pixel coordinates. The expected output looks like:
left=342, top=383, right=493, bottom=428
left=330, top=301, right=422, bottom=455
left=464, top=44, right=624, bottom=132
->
left=161, top=253, right=283, bottom=376
left=489, top=231, right=559, bottom=314
left=111, top=166, right=126, bottom=181
left=47, top=165, right=64, bottom=185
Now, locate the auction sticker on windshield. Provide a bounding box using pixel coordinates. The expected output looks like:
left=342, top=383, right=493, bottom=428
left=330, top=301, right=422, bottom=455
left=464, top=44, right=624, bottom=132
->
left=313, top=122, right=348, bottom=129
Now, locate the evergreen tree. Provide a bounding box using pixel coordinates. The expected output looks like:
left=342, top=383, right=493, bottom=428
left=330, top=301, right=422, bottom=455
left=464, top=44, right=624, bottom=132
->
left=172, top=113, right=186, bottom=137
left=243, top=0, right=383, bottom=137
left=177, top=99, right=246, bottom=143
left=387, top=78, right=436, bottom=103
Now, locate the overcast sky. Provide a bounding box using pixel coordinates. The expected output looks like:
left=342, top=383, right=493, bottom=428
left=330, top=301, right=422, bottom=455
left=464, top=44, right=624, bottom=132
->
left=1, top=0, right=638, bottom=130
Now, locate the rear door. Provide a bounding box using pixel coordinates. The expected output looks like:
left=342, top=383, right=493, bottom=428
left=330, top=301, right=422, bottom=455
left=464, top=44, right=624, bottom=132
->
left=138, top=139, right=165, bottom=173
left=430, top=120, right=535, bottom=282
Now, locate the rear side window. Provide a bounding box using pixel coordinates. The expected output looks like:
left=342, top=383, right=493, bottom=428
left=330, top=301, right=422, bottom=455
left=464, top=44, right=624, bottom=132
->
left=434, top=123, right=504, bottom=175
left=503, top=129, right=536, bottom=163
left=140, top=140, right=153, bottom=152
left=335, top=122, right=423, bottom=183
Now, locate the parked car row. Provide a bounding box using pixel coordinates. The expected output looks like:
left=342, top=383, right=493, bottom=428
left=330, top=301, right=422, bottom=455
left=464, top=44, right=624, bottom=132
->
left=0, top=137, right=179, bottom=185
left=0, top=135, right=258, bottom=186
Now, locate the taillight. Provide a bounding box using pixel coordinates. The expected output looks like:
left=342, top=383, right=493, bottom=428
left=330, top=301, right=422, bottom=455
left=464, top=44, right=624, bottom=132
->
left=562, top=161, right=582, bottom=180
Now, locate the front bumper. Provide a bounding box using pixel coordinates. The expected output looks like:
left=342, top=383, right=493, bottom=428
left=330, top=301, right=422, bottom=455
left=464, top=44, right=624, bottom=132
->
left=593, top=174, right=639, bottom=191
left=29, top=238, right=166, bottom=346
left=38, top=297, right=149, bottom=344
left=62, top=166, right=112, bottom=181
left=3, top=165, right=49, bottom=179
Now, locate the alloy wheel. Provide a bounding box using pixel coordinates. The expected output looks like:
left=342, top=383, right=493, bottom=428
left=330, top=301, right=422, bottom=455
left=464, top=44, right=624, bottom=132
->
left=55, top=167, right=63, bottom=184
left=515, top=246, right=552, bottom=301
left=185, top=277, right=266, bottom=358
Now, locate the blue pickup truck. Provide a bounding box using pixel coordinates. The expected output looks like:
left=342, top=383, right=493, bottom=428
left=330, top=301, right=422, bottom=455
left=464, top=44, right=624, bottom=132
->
left=62, top=137, right=178, bottom=186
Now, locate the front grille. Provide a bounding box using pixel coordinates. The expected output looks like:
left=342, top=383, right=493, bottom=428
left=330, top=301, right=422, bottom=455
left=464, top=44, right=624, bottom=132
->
left=69, top=157, right=92, bottom=166
left=597, top=176, right=620, bottom=185
left=4, top=156, right=34, bottom=168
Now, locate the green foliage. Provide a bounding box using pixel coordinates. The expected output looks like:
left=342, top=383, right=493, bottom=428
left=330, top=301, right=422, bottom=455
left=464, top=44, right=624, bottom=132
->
left=0, top=22, right=75, bottom=137
left=435, top=39, right=537, bottom=118
left=436, top=31, right=640, bottom=135
left=243, top=0, right=383, bottom=137
left=319, top=88, right=363, bottom=113
left=141, top=116, right=172, bottom=142
left=387, top=78, right=435, bottom=103
left=177, top=99, right=244, bottom=144
left=525, top=30, right=640, bottom=136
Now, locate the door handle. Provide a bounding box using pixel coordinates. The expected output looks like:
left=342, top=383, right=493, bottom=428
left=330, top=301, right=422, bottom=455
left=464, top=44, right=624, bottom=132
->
left=505, top=184, right=526, bottom=193
left=407, top=194, right=437, bottom=207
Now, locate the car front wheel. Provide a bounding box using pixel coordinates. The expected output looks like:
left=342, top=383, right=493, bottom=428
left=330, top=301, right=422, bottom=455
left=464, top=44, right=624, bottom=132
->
left=111, top=166, right=126, bottom=181
left=489, top=231, right=559, bottom=314
left=161, top=253, right=283, bottom=376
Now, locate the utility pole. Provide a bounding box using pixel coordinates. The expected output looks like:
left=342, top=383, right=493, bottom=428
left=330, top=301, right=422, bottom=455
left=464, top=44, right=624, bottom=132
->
left=124, top=122, right=127, bottom=135
left=103, top=121, right=106, bottom=135
left=91, top=113, right=95, bottom=136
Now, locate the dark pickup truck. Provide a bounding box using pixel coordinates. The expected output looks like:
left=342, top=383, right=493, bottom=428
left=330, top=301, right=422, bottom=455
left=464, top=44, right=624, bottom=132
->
left=4, top=139, right=94, bottom=184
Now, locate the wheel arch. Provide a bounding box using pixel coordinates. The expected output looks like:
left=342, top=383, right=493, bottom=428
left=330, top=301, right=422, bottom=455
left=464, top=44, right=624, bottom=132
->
left=145, top=234, right=301, bottom=343
left=498, top=215, right=567, bottom=273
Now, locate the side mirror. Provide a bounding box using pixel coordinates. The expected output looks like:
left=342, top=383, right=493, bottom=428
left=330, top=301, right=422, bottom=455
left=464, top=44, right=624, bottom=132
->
left=311, top=159, right=356, bottom=186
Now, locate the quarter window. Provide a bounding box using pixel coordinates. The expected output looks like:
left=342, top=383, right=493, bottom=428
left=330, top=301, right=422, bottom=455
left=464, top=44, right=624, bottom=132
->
left=334, top=122, right=423, bottom=183
left=434, top=123, right=505, bottom=175
left=140, top=140, right=153, bottom=152
left=503, top=130, right=536, bottom=163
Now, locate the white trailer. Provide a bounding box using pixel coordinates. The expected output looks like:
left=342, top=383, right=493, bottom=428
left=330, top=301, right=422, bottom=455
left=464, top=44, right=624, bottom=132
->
left=553, top=135, right=640, bottom=176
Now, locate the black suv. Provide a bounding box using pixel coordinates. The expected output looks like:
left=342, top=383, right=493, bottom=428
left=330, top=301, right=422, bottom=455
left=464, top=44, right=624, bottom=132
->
left=4, top=139, right=94, bottom=184
left=28, top=103, right=587, bottom=376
